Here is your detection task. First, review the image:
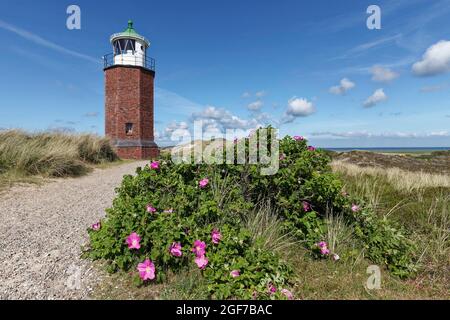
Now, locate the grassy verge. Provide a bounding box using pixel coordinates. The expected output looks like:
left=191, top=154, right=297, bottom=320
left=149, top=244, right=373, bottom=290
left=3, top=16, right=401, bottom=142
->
left=0, top=130, right=119, bottom=190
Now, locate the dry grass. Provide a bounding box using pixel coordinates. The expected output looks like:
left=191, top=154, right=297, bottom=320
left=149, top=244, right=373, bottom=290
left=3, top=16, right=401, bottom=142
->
left=0, top=130, right=118, bottom=188
left=332, top=160, right=450, bottom=193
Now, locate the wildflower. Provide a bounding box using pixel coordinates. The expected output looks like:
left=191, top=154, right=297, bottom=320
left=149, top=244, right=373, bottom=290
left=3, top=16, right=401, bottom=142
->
left=126, top=232, right=141, bottom=250
left=281, top=289, right=294, bottom=300
left=332, top=253, right=340, bottom=261
left=137, top=259, right=155, bottom=281
left=268, top=283, right=277, bottom=294
left=195, top=255, right=208, bottom=270
left=230, top=270, right=240, bottom=278
left=308, top=146, right=316, bottom=151
left=163, top=208, right=174, bottom=214
left=91, top=222, right=101, bottom=231
left=279, top=153, right=286, bottom=161
left=351, top=204, right=360, bottom=212
left=317, top=241, right=330, bottom=255
left=150, top=161, right=160, bottom=170
left=169, top=242, right=182, bottom=257
left=146, top=204, right=157, bottom=213
left=192, top=240, right=206, bottom=257
left=293, top=136, right=304, bottom=141
left=317, top=241, right=327, bottom=249
left=199, top=178, right=209, bottom=188
left=211, top=229, right=222, bottom=244
left=303, top=201, right=311, bottom=212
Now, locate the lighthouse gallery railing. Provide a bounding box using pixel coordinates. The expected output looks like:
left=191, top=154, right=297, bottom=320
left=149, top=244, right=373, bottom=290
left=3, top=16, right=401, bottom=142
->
left=103, top=53, right=156, bottom=72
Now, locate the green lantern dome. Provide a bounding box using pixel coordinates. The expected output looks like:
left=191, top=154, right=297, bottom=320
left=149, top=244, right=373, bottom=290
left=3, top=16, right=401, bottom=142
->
left=110, top=20, right=150, bottom=47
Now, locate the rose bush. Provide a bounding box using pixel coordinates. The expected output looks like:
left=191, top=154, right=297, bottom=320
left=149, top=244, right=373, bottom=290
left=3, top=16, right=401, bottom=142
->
left=85, top=128, right=416, bottom=299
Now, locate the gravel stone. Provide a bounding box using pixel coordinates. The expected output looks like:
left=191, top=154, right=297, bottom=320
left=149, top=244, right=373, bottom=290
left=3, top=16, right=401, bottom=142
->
left=0, top=161, right=148, bottom=300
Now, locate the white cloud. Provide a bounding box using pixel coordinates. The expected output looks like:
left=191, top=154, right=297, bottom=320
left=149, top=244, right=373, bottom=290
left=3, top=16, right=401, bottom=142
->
left=363, top=89, right=387, bottom=108
left=157, top=121, right=191, bottom=143
left=311, top=131, right=450, bottom=139
left=282, top=97, right=316, bottom=123
left=420, top=84, right=448, bottom=93
left=242, top=91, right=266, bottom=98
left=370, top=65, right=399, bottom=82
left=247, top=100, right=263, bottom=111
left=329, top=78, right=356, bottom=95
left=0, top=19, right=99, bottom=64
left=255, top=91, right=266, bottom=98
left=412, top=40, right=450, bottom=76
left=192, top=106, right=260, bottom=130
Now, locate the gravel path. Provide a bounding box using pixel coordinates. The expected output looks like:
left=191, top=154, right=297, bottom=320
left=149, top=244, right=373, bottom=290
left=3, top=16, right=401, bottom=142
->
left=0, top=161, right=147, bottom=300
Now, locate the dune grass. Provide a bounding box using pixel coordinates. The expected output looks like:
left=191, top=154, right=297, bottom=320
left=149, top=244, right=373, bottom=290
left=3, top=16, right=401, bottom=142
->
left=0, top=130, right=118, bottom=189
left=331, top=159, right=450, bottom=192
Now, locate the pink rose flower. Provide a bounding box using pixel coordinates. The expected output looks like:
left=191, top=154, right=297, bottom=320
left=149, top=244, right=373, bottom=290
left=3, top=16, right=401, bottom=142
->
left=281, top=289, right=294, bottom=300
left=137, top=259, right=155, bottom=281
left=317, top=241, right=328, bottom=249
left=308, top=146, right=316, bottom=151
left=150, top=161, right=160, bottom=170
left=268, top=283, right=277, bottom=294
left=303, top=201, right=311, bottom=212
left=351, top=204, right=360, bottom=212
left=126, top=232, right=141, bottom=250
left=92, top=222, right=101, bottom=231
left=211, top=229, right=222, bottom=244
left=192, top=240, right=206, bottom=257
left=320, top=247, right=330, bottom=255
left=199, top=178, right=209, bottom=188
left=146, top=204, right=157, bottom=213
left=169, top=242, right=183, bottom=257
left=230, top=270, right=240, bottom=278
left=195, top=255, right=208, bottom=269
left=293, top=136, right=304, bottom=141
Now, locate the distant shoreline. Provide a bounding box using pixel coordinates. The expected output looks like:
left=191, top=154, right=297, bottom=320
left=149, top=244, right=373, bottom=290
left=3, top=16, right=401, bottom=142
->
left=325, top=147, right=450, bottom=153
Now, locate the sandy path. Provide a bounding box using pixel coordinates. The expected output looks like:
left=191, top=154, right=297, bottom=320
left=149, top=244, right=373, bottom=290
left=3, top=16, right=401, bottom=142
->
left=0, top=161, right=147, bottom=300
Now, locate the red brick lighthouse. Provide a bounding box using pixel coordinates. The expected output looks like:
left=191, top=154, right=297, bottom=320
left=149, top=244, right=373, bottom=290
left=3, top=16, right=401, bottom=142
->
left=104, top=21, right=159, bottom=159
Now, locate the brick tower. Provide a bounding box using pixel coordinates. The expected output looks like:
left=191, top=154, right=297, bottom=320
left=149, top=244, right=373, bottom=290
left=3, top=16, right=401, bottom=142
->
left=104, top=21, right=159, bottom=159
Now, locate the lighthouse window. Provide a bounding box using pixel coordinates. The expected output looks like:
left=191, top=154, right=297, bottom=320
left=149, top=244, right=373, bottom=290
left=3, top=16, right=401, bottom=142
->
left=114, top=39, right=136, bottom=55
left=125, top=123, right=134, bottom=135
left=125, top=40, right=135, bottom=52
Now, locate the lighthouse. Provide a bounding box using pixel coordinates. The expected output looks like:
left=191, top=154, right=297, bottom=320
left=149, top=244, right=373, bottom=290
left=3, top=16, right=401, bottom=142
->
left=104, top=20, right=159, bottom=159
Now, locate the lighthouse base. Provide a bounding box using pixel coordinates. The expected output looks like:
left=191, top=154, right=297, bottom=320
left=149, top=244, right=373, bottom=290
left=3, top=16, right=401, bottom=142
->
left=116, top=146, right=160, bottom=160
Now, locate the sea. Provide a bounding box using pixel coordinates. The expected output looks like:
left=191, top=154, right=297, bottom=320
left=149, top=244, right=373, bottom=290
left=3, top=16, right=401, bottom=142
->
left=325, top=147, right=449, bottom=153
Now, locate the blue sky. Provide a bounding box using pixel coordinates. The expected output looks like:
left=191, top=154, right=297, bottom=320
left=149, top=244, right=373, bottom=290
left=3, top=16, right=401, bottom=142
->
left=0, top=0, right=449, bottom=147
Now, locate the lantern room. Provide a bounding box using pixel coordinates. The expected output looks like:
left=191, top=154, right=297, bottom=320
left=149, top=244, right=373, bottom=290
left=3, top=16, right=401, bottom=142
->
left=103, top=20, right=155, bottom=71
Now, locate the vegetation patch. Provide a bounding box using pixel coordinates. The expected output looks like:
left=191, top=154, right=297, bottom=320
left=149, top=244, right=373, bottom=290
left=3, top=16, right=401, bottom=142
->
left=0, top=130, right=118, bottom=188
left=84, top=129, right=417, bottom=299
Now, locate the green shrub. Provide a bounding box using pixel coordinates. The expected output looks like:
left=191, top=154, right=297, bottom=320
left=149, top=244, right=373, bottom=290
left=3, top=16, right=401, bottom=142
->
left=85, top=128, right=417, bottom=299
